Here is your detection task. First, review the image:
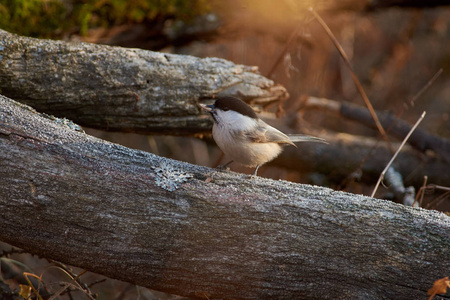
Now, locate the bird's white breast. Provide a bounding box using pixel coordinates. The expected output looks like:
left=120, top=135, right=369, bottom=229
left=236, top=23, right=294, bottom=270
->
left=212, top=111, right=283, bottom=167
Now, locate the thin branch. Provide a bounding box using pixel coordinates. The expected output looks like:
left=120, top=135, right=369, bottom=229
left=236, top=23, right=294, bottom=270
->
left=266, top=22, right=303, bottom=79
left=428, top=185, right=450, bottom=192
left=371, top=111, right=426, bottom=197
left=48, top=262, right=95, bottom=298
left=309, top=7, right=392, bottom=152
left=303, top=96, right=450, bottom=161
left=23, top=272, right=45, bottom=300
left=425, top=190, right=450, bottom=210
left=414, top=176, right=428, bottom=207
left=407, top=68, right=443, bottom=108
left=382, top=68, right=443, bottom=154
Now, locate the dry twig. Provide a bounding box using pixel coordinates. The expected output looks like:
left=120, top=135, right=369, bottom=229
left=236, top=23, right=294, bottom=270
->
left=371, top=111, right=426, bottom=197
left=406, top=68, right=443, bottom=109
left=309, top=7, right=392, bottom=151
left=414, top=176, right=428, bottom=207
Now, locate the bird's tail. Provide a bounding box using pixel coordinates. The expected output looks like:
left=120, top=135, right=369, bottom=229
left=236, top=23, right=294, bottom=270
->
left=287, top=134, right=328, bottom=144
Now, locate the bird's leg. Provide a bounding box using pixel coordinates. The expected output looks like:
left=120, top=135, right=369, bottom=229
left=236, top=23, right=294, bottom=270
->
left=249, top=165, right=260, bottom=178
left=217, top=160, right=233, bottom=171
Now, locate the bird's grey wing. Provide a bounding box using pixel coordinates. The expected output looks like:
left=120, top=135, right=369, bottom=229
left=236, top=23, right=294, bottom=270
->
left=243, top=125, right=267, bottom=143
left=244, top=123, right=296, bottom=146
left=264, top=126, right=296, bottom=146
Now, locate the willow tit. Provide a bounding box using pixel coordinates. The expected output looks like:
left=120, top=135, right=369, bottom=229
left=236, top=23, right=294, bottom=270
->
left=200, top=96, right=326, bottom=176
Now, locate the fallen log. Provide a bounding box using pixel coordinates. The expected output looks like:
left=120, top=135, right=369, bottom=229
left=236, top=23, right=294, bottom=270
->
left=1, top=94, right=449, bottom=299
left=0, top=29, right=287, bottom=135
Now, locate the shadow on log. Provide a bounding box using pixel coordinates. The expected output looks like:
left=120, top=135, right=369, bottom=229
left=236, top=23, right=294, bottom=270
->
left=1, top=94, right=449, bottom=299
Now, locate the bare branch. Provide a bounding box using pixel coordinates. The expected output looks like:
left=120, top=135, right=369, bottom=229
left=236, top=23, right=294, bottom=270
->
left=302, top=96, right=450, bottom=162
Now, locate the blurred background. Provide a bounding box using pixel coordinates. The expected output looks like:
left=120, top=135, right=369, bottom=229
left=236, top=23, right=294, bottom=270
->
left=1, top=0, right=450, bottom=299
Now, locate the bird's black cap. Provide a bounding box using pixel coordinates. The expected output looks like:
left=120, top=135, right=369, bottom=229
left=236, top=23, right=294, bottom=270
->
left=213, top=96, right=257, bottom=119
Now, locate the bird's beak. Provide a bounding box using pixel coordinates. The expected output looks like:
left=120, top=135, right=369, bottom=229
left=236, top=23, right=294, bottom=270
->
left=199, top=103, right=214, bottom=112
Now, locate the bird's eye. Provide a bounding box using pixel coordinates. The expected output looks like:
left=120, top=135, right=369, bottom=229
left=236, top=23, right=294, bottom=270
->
left=222, top=107, right=229, bottom=111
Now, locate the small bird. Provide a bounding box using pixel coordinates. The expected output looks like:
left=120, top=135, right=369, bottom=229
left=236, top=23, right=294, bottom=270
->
left=200, top=96, right=326, bottom=176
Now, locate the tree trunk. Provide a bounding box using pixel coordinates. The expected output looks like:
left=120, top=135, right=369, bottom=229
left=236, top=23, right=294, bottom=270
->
left=0, top=29, right=287, bottom=135
left=1, top=94, right=449, bottom=299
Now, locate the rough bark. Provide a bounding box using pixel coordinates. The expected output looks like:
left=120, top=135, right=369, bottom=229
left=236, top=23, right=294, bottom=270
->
left=0, top=29, right=287, bottom=135
left=1, top=95, right=450, bottom=299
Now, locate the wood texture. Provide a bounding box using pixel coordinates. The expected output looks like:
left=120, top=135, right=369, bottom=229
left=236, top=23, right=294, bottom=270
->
left=0, top=29, right=287, bottom=135
left=1, top=95, right=449, bottom=299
